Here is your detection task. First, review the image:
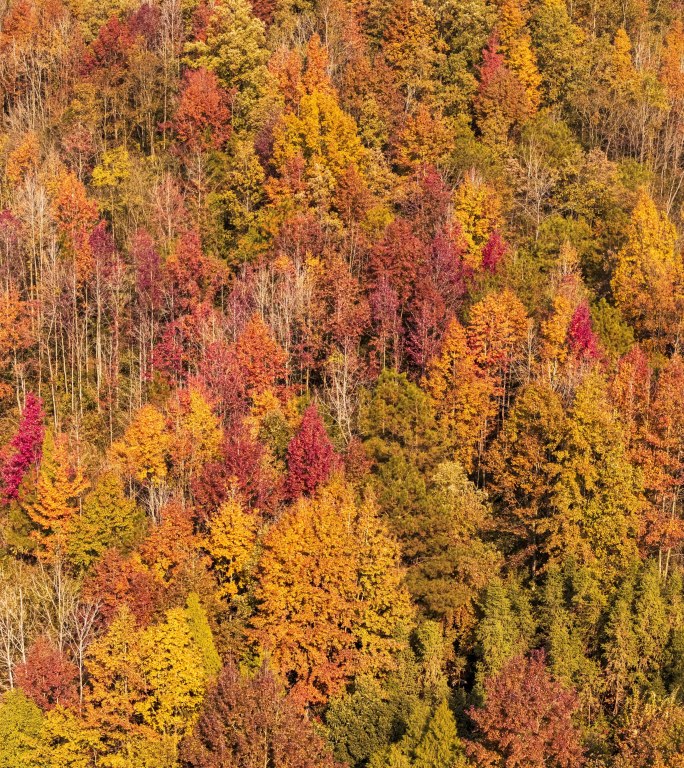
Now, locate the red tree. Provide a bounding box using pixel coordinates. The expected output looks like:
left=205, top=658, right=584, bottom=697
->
left=482, top=230, right=509, bottom=273
left=406, top=278, right=448, bottom=373
left=173, top=68, right=232, bottom=153
left=1, top=392, right=44, bottom=502
left=402, top=165, right=453, bottom=238
left=82, top=550, right=160, bottom=629
left=14, top=636, right=78, bottom=710
left=181, top=662, right=335, bottom=768
left=468, top=650, right=584, bottom=768
left=286, top=404, right=338, bottom=498
left=132, top=228, right=163, bottom=314
left=165, top=229, right=227, bottom=316
left=193, top=419, right=281, bottom=518
left=230, top=314, right=288, bottom=404
left=127, top=1, right=161, bottom=45
left=369, top=218, right=425, bottom=307
left=250, top=0, right=277, bottom=25
left=567, top=302, right=600, bottom=359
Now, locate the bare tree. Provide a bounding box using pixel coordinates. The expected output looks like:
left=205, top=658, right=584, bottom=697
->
left=68, top=600, right=100, bottom=707
left=31, top=556, right=79, bottom=653
left=0, top=563, right=32, bottom=689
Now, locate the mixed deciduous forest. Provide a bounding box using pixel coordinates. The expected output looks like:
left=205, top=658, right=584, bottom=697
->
left=2, top=0, right=684, bottom=765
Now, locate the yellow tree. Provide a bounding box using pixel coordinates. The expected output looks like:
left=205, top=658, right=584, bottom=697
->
left=453, top=173, right=503, bottom=270
left=467, top=289, right=531, bottom=416
left=28, top=706, right=99, bottom=768
left=496, top=0, right=542, bottom=114
left=612, top=188, right=684, bottom=348
left=539, top=245, right=587, bottom=369
left=184, top=593, right=222, bottom=679
left=204, top=492, right=258, bottom=601
left=251, top=478, right=412, bottom=706
left=424, top=318, right=496, bottom=472
left=271, top=59, right=366, bottom=208
left=137, top=608, right=209, bottom=746
left=85, top=605, right=150, bottom=765
left=169, top=388, right=223, bottom=491
left=112, top=404, right=170, bottom=522
left=382, top=0, right=445, bottom=107
left=544, top=372, right=644, bottom=584
left=26, top=430, right=89, bottom=562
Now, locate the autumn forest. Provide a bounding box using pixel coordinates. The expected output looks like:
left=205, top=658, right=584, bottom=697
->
left=1, top=0, right=684, bottom=765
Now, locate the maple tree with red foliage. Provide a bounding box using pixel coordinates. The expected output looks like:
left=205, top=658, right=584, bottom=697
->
left=286, top=403, right=339, bottom=498
left=468, top=651, right=584, bottom=768
left=14, top=636, right=79, bottom=711
left=1, top=392, right=44, bottom=501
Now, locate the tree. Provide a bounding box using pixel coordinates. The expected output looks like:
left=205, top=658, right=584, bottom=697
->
left=14, top=636, right=78, bottom=711
left=453, top=175, right=503, bottom=270
left=406, top=462, right=501, bottom=642
left=26, top=431, right=89, bottom=562
left=474, top=579, right=533, bottom=687
left=173, top=67, right=233, bottom=218
left=475, top=34, right=532, bottom=147
left=612, top=189, right=684, bottom=348
left=0, top=288, right=33, bottom=402
left=633, top=563, right=669, bottom=690
left=67, top=472, right=143, bottom=570
left=414, top=699, right=468, bottom=768
left=112, top=404, right=170, bottom=522
left=544, top=372, right=643, bottom=582
left=486, top=382, right=566, bottom=575
left=173, top=68, right=232, bottom=153
left=184, top=593, right=221, bottom=678
left=227, top=314, right=288, bottom=408
left=567, top=302, right=600, bottom=360
left=468, top=650, right=584, bottom=768
left=252, top=478, right=412, bottom=706
left=169, top=387, right=223, bottom=490
left=139, top=502, right=204, bottom=592
left=467, top=289, right=530, bottom=416
left=137, top=608, right=209, bottom=740
left=381, top=0, right=445, bottom=106
left=425, top=318, right=495, bottom=473
left=360, top=370, right=446, bottom=556
left=496, top=0, right=542, bottom=113
left=612, top=692, right=684, bottom=768
left=646, top=355, right=684, bottom=569
left=181, top=662, right=336, bottom=768
left=82, top=550, right=160, bottom=628
left=540, top=565, right=600, bottom=708
left=85, top=605, right=148, bottom=762
left=50, top=170, right=99, bottom=282
left=164, top=229, right=228, bottom=317
left=272, top=82, right=366, bottom=206
left=361, top=369, right=444, bottom=475
left=602, top=580, right=639, bottom=716
left=28, top=705, right=99, bottom=768
left=285, top=403, right=339, bottom=498
left=530, top=0, right=585, bottom=105
left=0, top=689, right=43, bottom=768
left=1, top=393, right=44, bottom=503
left=183, top=0, right=271, bottom=128
left=204, top=492, right=258, bottom=600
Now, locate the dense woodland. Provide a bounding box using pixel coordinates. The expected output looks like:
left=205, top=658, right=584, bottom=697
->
left=3, top=0, right=684, bottom=765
